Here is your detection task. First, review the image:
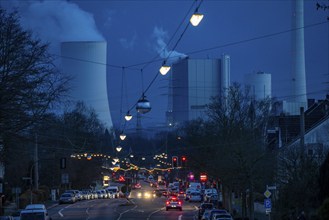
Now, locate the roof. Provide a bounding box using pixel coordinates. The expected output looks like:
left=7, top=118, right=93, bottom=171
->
left=25, top=204, right=46, bottom=210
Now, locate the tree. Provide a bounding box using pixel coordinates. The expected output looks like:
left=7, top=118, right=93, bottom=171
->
left=182, top=83, right=275, bottom=219
left=277, top=146, right=326, bottom=219
left=319, top=152, right=329, bottom=202
left=0, top=8, right=69, bottom=160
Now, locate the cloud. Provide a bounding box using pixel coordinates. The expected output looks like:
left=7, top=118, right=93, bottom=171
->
left=4, top=0, right=104, bottom=52
left=152, top=26, right=187, bottom=64
left=119, top=33, right=137, bottom=50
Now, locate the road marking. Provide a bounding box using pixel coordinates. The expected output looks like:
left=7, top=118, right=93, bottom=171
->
left=146, top=207, right=164, bottom=220
left=178, top=214, right=183, bottom=220
left=117, top=205, right=137, bottom=220
left=58, top=204, right=74, bottom=217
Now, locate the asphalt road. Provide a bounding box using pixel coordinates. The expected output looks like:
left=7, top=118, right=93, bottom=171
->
left=48, top=182, right=200, bottom=220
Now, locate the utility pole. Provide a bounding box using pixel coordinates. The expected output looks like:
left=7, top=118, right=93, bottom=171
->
left=34, top=134, right=39, bottom=190
left=300, top=107, right=305, bottom=153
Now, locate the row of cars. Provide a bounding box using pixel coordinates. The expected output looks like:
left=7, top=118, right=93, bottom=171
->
left=59, top=186, right=120, bottom=204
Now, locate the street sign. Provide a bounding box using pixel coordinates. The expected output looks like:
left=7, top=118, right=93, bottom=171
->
left=267, top=185, right=277, bottom=190
left=266, top=208, right=271, bottom=214
left=264, top=189, right=272, bottom=198
left=264, top=198, right=272, bottom=209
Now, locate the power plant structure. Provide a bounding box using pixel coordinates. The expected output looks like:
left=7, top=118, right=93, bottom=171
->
left=61, top=41, right=113, bottom=129
left=167, top=55, right=231, bottom=125
left=283, top=0, right=308, bottom=115
left=244, top=71, right=272, bottom=100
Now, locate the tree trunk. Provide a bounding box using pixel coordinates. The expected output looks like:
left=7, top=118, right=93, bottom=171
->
left=249, top=183, right=255, bottom=220
left=242, top=190, right=247, bottom=218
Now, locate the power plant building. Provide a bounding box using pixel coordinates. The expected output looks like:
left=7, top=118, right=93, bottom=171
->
left=61, top=41, right=113, bottom=128
left=169, top=55, right=230, bottom=125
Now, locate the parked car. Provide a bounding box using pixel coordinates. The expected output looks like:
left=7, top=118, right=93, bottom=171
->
left=105, top=186, right=120, bottom=198
left=59, top=192, right=76, bottom=204
left=96, top=190, right=104, bottom=199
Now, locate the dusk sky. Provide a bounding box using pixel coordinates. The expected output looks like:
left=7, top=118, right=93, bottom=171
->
left=1, top=0, right=328, bottom=130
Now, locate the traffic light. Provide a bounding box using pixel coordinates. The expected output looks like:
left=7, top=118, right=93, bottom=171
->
left=181, top=156, right=187, bottom=167
left=172, top=156, right=178, bottom=168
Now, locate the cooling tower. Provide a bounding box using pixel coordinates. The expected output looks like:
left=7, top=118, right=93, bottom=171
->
left=61, top=41, right=113, bottom=128
left=291, top=0, right=307, bottom=105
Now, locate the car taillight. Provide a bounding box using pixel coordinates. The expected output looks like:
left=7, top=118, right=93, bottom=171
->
left=166, top=201, right=170, bottom=205
left=178, top=201, right=182, bottom=205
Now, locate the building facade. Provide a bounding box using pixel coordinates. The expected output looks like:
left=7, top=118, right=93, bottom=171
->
left=169, top=55, right=230, bottom=125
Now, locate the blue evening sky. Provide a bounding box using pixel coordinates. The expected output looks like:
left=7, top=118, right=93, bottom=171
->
left=1, top=0, right=328, bottom=130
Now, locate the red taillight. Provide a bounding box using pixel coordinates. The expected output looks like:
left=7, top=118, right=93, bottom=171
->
left=178, top=201, right=182, bottom=205
left=166, top=201, right=170, bottom=205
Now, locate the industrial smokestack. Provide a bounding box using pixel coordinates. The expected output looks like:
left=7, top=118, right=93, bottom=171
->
left=291, top=0, right=307, bottom=106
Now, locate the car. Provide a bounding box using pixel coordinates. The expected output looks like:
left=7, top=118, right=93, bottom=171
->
left=25, top=204, right=46, bottom=210
left=64, top=190, right=81, bottom=201
left=177, top=191, right=186, bottom=200
left=96, top=190, right=105, bottom=199
left=189, top=191, right=202, bottom=202
left=153, top=189, right=167, bottom=197
left=81, top=191, right=91, bottom=200
left=208, top=209, right=229, bottom=220
left=165, top=196, right=183, bottom=211
left=198, top=203, right=214, bottom=219
left=59, top=192, right=76, bottom=204
left=185, top=188, right=200, bottom=201
left=213, top=213, right=233, bottom=220
left=20, top=209, right=52, bottom=220
left=132, top=182, right=142, bottom=189
left=201, top=209, right=212, bottom=220
left=106, top=186, right=120, bottom=198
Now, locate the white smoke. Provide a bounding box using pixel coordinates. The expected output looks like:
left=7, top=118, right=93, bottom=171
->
left=4, top=0, right=104, bottom=51
left=152, top=26, right=187, bottom=64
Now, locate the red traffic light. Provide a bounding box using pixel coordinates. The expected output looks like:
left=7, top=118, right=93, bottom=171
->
left=172, top=156, right=178, bottom=168
left=200, top=173, right=208, bottom=182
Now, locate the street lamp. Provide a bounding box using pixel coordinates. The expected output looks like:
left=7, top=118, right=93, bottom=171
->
left=119, top=133, right=126, bottom=141
left=159, top=62, right=171, bottom=75
left=116, top=145, right=122, bottom=152
left=125, top=111, right=132, bottom=121
left=190, top=10, right=204, bottom=26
